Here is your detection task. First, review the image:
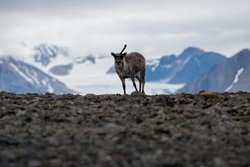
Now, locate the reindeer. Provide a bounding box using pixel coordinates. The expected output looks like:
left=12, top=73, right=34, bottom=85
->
left=111, top=44, right=146, bottom=94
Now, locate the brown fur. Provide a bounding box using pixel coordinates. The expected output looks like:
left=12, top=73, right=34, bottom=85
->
left=111, top=45, right=146, bottom=94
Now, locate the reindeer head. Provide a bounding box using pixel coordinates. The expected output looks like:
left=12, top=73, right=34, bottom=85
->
left=111, top=44, right=127, bottom=67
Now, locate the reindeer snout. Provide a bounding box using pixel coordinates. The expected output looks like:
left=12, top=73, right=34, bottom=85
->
left=116, top=60, right=122, bottom=65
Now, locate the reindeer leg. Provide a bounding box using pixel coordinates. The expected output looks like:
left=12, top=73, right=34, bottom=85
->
left=139, top=80, right=141, bottom=92
left=136, top=77, right=141, bottom=92
left=141, top=70, right=145, bottom=94
left=141, top=82, right=145, bottom=94
left=131, top=77, right=138, bottom=92
left=138, top=78, right=145, bottom=94
left=120, top=77, right=126, bottom=94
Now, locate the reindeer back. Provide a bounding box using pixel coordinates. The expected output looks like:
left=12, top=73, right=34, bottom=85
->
left=123, top=52, right=145, bottom=74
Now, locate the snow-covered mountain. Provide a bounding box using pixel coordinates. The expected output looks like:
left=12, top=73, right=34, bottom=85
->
left=0, top=56, right=74, bottom=94
left=21, top=44, right=185, bottom=94
left=33, top=43, right=70, bottom=67
left=23, top=43, right=73, bottom=73
left=22, top=44, right=122, bottom=94
left=7, top=43, right=249, bottom=95
left=146, top=47, right=227, bottom=84
left=107, top=47, right=227, bottom=93
left=178, top=49, right=250, bottom=93
left=21, top=44, right=231, bottom=94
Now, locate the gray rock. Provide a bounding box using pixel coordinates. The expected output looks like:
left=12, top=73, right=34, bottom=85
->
left=28, top=160, right=42, bottom=167
left=0, top=91, right=249, bottom=167
left=103, top=123, right=126, bottom=134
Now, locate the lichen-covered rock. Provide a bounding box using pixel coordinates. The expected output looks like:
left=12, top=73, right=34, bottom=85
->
left=0, top=91, right=249, bottom=167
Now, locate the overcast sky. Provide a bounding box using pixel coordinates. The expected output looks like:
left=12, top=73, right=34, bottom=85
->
left=0, top=0, right=249, bottom=58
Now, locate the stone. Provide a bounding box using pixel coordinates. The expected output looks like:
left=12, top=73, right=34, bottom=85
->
left=28, top=160, right=42, bottom=167
left=0, top=91, right=249, bottom=167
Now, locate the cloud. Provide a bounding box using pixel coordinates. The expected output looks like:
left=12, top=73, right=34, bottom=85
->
left=0, top=0, right=250, bottom=57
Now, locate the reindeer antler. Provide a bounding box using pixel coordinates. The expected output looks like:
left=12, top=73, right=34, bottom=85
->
left=120, top=44, right=127, bottom=54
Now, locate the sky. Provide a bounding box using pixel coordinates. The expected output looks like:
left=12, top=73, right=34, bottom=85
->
left=0, top=0, right=249, bottom=58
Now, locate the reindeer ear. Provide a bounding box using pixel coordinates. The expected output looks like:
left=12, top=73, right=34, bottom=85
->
left=111, top=52, right=116, bottom=57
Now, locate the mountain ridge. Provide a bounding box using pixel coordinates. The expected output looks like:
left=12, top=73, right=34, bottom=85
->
left=1, top=43, right=249, bottom=94
left=0, top=56, right=75, bottom=94
left=146, top=47, right=227, bottom=84
left=178, top=49, right=250, bottom=93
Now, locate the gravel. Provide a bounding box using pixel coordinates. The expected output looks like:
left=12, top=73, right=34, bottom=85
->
left=0, top=91, right=250, bottom=167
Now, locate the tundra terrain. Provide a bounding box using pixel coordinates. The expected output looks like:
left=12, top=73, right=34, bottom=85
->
left=0, top=91, right=250, bottom=167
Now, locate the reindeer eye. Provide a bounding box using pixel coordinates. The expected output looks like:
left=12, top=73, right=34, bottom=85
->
left=116, top=60, right=122, bottom=65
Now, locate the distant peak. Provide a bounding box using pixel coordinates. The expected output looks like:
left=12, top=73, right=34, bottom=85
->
left=179, top=47, right=204, bottom=58
left=184, top=46, right=204, bottom=53
left=35, top=43, right=69, bottom=56
left=33, top=43, right=69, bottom=66
left=232, top=48, right=250, bottom=59
left=236, top=48, right=250, bottom=55
left=230, top=48, right=250, bottom=68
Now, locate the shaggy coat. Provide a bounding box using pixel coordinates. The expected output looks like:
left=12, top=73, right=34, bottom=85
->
left=111, top=45, right=146, bottom=94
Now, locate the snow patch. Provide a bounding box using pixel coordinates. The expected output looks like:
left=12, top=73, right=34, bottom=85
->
left=42, top=79, right=47, bottom=85
left=25, top=68, right=40, bottom=86
left=194, top=57, right=201, bottom=66
left=147, top=58, right=160, bottom=72
left=9, top=63, right=34, bottom=84
left=163, top=64, right=172, bottom=69
left=146, top=82, right=185, bottom=94
left=47, top=83, right=54, bottom=93
left=225, top=68, right=244, bottom=91
left=42, top=78, right=54, bottom=93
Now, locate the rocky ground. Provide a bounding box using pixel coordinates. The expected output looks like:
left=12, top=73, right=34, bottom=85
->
left=0, top=91, right=250, bottom=167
